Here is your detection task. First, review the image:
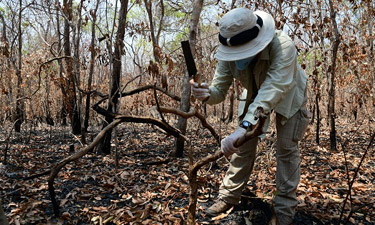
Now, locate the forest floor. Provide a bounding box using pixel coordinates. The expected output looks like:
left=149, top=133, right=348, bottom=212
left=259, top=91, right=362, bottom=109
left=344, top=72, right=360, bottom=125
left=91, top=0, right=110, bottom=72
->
left=0, top=117, right=374, bottom=225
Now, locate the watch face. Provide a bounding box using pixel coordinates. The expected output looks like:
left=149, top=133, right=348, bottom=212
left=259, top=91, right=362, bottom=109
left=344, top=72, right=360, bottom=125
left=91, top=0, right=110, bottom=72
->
left=242, top=121, right=250, bottom=128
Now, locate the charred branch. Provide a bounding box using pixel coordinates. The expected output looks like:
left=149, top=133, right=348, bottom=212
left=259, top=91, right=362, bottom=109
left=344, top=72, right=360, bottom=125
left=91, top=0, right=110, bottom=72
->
left=154, top=106, right=220, bottom=144
left=187, top=107, right=268, bottom=224
left=94, top=85, right=181, bottom=106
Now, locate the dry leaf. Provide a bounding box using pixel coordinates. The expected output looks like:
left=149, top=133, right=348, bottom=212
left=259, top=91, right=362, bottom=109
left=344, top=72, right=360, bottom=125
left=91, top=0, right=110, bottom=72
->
left=211, top=206, right=233, bottom=221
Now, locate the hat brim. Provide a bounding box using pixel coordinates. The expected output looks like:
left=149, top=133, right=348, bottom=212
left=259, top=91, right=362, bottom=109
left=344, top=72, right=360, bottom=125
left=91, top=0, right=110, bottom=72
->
left=215, top=11, right=275, bottom=61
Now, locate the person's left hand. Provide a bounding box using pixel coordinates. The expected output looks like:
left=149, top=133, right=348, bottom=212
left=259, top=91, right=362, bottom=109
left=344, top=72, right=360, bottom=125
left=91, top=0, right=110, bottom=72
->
left=221, top=127, right=247, bottom=157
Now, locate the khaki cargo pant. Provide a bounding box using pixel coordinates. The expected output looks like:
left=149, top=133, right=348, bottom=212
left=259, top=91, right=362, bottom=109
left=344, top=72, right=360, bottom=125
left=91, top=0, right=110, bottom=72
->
left=218, top=107, right=310, bottom=218
left=0, top=200, right=9, bottom=225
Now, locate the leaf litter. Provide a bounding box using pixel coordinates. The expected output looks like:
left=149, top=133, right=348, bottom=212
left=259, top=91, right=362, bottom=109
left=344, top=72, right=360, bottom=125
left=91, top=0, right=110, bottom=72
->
left=0, top=119, right=374, bottom=224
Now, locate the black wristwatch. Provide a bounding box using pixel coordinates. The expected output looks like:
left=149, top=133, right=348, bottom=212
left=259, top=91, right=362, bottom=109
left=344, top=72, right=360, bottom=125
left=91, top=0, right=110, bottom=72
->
left=240, top=120, right=251, bottom=129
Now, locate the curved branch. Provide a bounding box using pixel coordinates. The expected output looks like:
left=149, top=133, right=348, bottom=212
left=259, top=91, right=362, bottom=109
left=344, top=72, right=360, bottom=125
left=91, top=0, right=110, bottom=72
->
left=48, top=118, right=123, bottom=215
left=94, top=85, right=181, bottom=106
left=32, top=56, right=73, bottom=96
left=154, top=106, right=220, bottom=144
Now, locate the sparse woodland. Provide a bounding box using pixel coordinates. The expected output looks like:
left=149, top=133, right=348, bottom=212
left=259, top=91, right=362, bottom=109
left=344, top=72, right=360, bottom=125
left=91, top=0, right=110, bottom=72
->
left=0, top=0, right=374, bottom=224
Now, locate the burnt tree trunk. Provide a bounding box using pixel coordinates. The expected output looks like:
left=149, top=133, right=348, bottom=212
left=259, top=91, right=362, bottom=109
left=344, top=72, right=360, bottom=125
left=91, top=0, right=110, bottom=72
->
left=174, top=0, right=204, bottom=157
left=315, top=93, right=320, bottom=145
left=312, top=50, right=320, bottom=145
left=0, top=12, right=11, bottom=123
left=366, top=0, right=375, bottom=121
left=55, top=0, right=67, bottom=125
left=84, top=1, right=99, bottom=131
left=72, top=0, right=84, bottom=140
left=96, top=0, right=129, bottom=155
left=328, top=0, right=340, bottom=151
left=63, top=0, right=81, bottom=134
left=14, top=0, right=24, bottom=132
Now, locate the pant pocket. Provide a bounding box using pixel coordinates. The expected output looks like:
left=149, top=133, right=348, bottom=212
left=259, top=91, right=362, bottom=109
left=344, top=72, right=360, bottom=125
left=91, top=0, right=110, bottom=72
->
left=293, top=109, right=311, bottom=142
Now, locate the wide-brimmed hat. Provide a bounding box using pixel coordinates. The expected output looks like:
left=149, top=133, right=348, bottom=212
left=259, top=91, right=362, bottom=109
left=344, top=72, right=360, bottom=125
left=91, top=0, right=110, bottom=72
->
left=215, top=8, right=275, bottom=61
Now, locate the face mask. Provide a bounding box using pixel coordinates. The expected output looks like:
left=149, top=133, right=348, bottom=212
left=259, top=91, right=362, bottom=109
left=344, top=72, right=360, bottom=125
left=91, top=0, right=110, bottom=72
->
left=235, top=55, right=256, bottom=71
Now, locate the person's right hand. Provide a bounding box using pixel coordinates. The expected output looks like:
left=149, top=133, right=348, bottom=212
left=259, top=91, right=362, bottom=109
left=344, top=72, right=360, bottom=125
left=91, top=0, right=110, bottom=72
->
left=189, top=79, right=210, bottom=101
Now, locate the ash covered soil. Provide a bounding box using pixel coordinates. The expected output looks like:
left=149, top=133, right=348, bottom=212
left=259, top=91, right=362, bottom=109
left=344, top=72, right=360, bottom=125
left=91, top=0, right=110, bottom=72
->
left=1, top=121, right=374, bottom=224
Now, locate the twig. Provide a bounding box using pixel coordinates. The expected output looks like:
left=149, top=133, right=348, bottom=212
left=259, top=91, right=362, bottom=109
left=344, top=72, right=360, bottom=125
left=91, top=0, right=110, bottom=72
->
left=338, top=137, right=354, bottom=209
left=153, top=84, right=167, bottom=124
left=122, top=74, right=143, bottom=91
left=345, top=201, right=375, bottom=225
left=338, top=132, right=375, bottom=224
left=33, top=56, right=73, bottom=96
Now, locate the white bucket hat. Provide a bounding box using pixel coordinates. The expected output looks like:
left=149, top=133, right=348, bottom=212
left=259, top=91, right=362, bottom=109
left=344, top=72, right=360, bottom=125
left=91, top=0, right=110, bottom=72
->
left=215, top=8, right=275, bottom=61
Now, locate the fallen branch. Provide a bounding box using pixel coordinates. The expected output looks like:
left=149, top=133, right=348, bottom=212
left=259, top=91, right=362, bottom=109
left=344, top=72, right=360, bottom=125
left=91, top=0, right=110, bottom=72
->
left=48, top=118, right=123, bottom=215
left=48, top=110, right=188, bottom=216
left=187, top=107, right=268, bottom=224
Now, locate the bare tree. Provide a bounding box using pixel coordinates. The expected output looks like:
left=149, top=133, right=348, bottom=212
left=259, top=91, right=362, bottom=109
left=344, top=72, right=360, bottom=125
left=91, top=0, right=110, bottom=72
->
left=144, top=0, right=165, bottom=62
left=72, top=0, right=85, bottom=138
left=14, top=0, right=25, bottom=132
left=84, top=0, right=100, bottom=132
left=55, top=0, right=68, bottom=125
left=96, top=0, right=129, bottom=155
left=174, top=0, right=204, bottom=157
left=327, top=0, right=340, bottom=150
left=63, top=0, right=81, bottom=134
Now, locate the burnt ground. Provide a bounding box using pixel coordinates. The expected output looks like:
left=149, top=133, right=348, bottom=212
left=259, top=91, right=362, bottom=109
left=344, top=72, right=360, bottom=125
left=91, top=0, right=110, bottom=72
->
left=0, top=119, right=374, bottom=224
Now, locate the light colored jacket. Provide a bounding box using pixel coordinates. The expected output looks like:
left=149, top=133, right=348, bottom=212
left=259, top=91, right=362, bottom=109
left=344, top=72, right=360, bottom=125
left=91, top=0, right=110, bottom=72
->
left=206, top=30, right=308, bottom=125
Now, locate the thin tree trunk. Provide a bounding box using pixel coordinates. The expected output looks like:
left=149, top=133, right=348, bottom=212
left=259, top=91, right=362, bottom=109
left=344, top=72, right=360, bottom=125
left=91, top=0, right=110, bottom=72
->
left=73, top=1, right=84, bottom=139
left=63, top=0, right=80, bottom=134
left=96, top=0, right=129, bottom=155
left=174, top=0, right=204, bottom=157
left=328, top=0, right=340, bottom=151
left=0, top=12, right=12, bottom=122
left=366, top=0, right=375, bottom=124
left=316, top=93, right=320, bottom=145
left=144, top=0, right=158, bottom=60
left=144, top=0, right=166, bottom=88
left=84, top=1, right=100, bottom=131
left=15, top=0, right=24, bottom=133
left=313, top=49, right=320, bottom=145
left=55, top=0, right=67, bottom=125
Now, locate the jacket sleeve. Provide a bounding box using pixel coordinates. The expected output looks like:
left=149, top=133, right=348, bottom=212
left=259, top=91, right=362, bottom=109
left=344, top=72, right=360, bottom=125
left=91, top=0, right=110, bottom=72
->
left=244, top=36, right=298, bottom=125
left=205, top=60, right=233, bottom=105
